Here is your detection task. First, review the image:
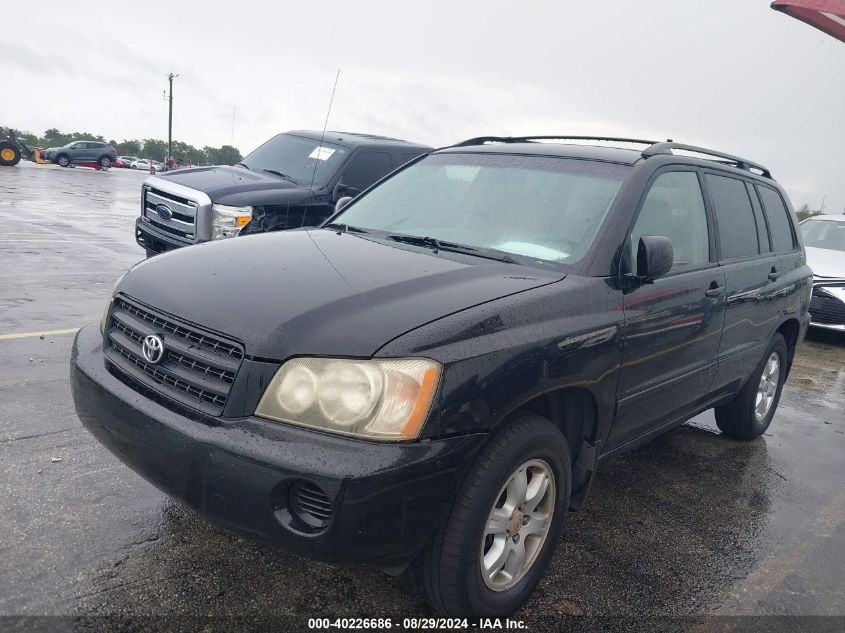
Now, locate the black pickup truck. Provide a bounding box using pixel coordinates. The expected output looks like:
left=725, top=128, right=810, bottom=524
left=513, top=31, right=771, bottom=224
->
left=135, top=130, right=431, bottom=256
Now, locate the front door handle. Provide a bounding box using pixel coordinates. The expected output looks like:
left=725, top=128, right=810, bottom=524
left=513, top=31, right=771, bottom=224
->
left=705, top=284, right=724, bottom=298
left=768, top=270, right=781, bottom=281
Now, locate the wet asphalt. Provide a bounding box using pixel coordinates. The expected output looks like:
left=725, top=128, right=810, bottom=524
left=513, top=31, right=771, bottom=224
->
left=1, top=161, right=844, bottom=632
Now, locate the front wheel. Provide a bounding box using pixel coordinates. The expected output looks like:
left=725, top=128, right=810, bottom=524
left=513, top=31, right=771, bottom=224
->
left=0, top=141, right=22, bottom=166
left=56, top=154, right=70, bottom=167
left=715, top=333, right=788, bottom=439
left=413, top=414, right=570, bottom=616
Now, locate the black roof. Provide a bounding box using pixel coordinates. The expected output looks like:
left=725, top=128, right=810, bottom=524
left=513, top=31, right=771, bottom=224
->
left=438, top=142, right=643, bottom=165
left=287, top=130, right=432, bottom=150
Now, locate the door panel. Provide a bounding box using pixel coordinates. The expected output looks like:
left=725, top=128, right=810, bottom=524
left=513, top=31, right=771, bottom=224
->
left=609, top=169, right=725, bottom=450
left=706, top=176, right=783, bottom=393
left=611, top=267, right=726, bottom=449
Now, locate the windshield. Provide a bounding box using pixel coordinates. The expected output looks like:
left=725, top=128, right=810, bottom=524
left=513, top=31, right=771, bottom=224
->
left=330, top=152, right=629, bottom=266
left=801, top=219, right=845, bottom=253
left=240, top=133, right=349, bottom=187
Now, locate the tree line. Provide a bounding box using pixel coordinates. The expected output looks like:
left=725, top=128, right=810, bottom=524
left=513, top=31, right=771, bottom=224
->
left=6, top=126, right=242, bottom=166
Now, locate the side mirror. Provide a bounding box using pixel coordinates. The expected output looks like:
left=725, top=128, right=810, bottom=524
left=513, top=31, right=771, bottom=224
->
left=335, top=196, right=354, bottom=212
left=636, top=235, right=673, bottom=282
left=332, top=181, right=360, bottom=203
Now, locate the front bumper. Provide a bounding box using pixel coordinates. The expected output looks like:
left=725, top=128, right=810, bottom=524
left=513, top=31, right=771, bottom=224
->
left=135, top=217, right=188, bottom=254
left=809, top=284, right=845, bottom=332
left=71, top=323, right=485, bottom=568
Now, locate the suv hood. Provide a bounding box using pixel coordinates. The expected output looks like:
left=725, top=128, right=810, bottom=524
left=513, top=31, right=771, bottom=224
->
left=159, top=165, right=304, bottom=206
left=119, top=229, right=563, bottom=360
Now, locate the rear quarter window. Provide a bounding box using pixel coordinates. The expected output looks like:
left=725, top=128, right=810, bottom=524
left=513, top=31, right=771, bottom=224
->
left=757, top=185, right=796, bottom=253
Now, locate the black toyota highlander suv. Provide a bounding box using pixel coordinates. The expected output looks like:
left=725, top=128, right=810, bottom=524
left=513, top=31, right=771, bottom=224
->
left=71, top=135, right=812, bottom=616
left=135, top=130, right=431, bottom=256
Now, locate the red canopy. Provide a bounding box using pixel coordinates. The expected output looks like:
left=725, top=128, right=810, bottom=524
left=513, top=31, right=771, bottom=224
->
left=771, top=0, right=845, bottom=42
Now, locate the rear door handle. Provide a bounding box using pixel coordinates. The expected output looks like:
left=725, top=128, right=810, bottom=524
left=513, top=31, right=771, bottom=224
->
left=768, top=271, right=781, bottom=281
left=705, top=284, right=724, bottom=297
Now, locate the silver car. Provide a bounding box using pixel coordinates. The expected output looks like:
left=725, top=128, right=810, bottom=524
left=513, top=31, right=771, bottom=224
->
left=801, top=214, right=845, bottom=332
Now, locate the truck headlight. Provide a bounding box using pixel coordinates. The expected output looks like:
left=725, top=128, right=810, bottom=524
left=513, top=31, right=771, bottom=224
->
left=211, top=204, right=253, bottom=239
left=255, top=358, right=441, bottom=441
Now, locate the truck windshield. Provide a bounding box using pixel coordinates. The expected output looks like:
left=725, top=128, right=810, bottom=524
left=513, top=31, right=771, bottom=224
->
left=239, top=134, right=349, bottom=187
left=331, top=152, right=629, bottom=266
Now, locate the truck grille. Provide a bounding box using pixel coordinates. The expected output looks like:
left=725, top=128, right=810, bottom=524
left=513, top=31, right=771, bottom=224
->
left=143, top=187, right=198, bottom=243
left=810, top=288, right=845, bottom=326
left=103, top=296, right=244, bottom=416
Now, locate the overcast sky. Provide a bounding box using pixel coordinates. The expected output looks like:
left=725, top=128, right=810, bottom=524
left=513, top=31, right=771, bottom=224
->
left=4, top=1, right=843, bottom=210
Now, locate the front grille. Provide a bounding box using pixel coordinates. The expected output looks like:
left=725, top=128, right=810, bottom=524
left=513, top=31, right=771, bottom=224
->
left=104, top=296, right=244, bottom=416
left=143, top=187, right=198, bottom=242
left=810, top=288, right=845, bottom=326
left=292, top=481, right=333, bottom=526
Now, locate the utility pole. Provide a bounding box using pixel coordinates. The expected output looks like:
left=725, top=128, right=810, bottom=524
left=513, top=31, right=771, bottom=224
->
left=166, top=73, right=179, bottom=162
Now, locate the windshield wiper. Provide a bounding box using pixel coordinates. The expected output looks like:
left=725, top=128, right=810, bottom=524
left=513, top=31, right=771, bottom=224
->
left=385, top=234, right=518, bottom=263
left=261, top=168, right=297, bottom=184
left=324, top=223, right=369, bottom=234
left=235, top=162, right=250, bottom=170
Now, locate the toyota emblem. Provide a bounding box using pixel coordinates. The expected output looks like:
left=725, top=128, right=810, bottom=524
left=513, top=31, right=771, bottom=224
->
left=141, top=334, right=165, bottom=364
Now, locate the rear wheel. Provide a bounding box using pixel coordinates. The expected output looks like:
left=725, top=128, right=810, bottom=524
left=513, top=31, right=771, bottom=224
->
left=715, top=333, right=788, bottom=439
left=56, top=154, right=70, bottom=167
left=413, top=414, right=570, bottom=616
left=99, top=155, right=112, bottom=168
left=0, top=142, right=21, bottom=166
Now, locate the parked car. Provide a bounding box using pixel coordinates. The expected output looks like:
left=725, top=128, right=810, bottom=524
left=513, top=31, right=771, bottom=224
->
left=131, top=159, right=164, bottom=172
left=42, top=141, right=117, bottom=168
left=800, top=214, right=845, bottom=332
left=118, top=156, right=138, bottom=167
left=71, top=136, right=811, bottom=616
left=135, top=130, right=431, bottom=257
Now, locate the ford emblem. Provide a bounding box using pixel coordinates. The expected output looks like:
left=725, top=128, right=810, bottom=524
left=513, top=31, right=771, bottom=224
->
left=155, top=204, right=173, bottom=220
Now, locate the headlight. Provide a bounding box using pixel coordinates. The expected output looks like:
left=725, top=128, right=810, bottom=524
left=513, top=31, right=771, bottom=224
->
left=255, top=358, right=441, bottom=441
left=99, top=273, right=127, bottom=333
left=211, top=204, right=253, bottom=239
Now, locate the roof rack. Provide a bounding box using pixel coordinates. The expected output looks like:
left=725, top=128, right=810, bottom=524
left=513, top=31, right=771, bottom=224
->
left=452, top=135, right=773, bottom=179
left=641, top=141, right=772, bottom=178
left=453, top=135, right=661, bottom=147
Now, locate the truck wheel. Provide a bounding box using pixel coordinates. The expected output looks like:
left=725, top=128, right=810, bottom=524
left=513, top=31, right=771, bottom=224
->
left=715, top=333, right=788, bottom=440
left=413, top=414, right=570, bottom=616
left=56, top=154, right=70, bottom=167
left=99, top=156, right=112, bottom=169
left=0, top=141, right=21, bottom=166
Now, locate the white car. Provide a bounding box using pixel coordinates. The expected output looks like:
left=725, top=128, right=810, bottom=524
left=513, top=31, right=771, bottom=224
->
left=801, top=214, right=845, bottom=332
left=130, top=159, right=164, bottom=172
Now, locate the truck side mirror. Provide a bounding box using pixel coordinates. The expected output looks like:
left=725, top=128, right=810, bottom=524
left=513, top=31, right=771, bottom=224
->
left=636, top=235, right=674, bottom=282
left=335, top=196, right=354, bottom=212
left=332, top=181, right=360, bottom=203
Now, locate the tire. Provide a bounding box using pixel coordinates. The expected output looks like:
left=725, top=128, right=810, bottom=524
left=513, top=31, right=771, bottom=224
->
left=99, top=155, right=112, bottom=168
left=131, top=164, right=138, bottom=169
left=0, top=141, right=22, bottom=166
left=56, top=154, right=70, bottom=167
left=715, top=333, right=788, bottom=439
left=413, top=414, right=571, bottom=616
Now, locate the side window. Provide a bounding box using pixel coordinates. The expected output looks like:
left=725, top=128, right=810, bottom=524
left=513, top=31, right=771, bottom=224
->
left=631, top=171, right=709, bottom=273
left=757, top=186, right=796, bottom=253
left=705, top=174, right=759, bottom=259
left=342, top=151, right=393, bottom=191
